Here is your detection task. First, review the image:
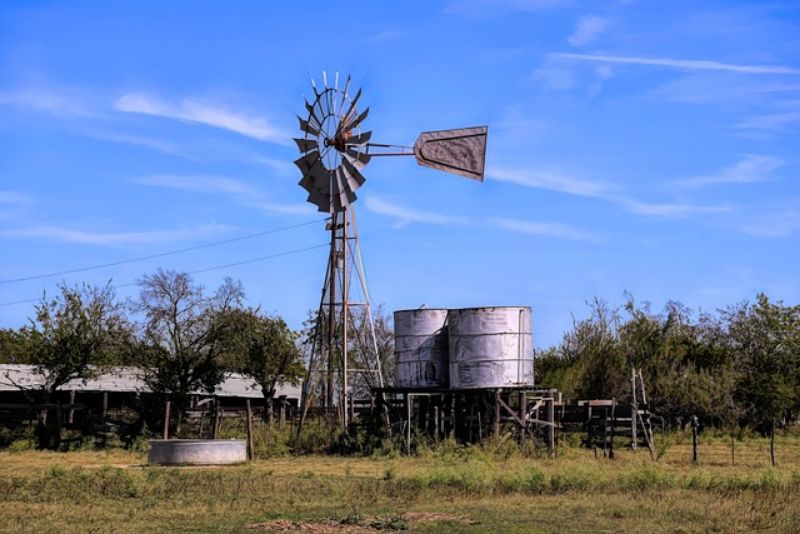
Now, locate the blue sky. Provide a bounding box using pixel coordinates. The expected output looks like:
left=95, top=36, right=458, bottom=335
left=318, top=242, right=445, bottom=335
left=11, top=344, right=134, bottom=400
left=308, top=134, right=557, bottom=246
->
left=1, top=0, right=798, bottom=348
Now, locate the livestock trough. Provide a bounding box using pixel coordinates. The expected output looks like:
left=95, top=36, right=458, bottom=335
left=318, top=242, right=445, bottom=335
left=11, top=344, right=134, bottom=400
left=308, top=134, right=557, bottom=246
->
left=147, top=439, right=247, bottom=466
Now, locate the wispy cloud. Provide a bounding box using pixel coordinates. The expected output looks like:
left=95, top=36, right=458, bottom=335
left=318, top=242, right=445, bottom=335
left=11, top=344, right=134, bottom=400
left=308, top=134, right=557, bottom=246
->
left=132, top=174, right=260, bottom=196
left=0, top=191, right=33, bottom=206
left=735, top=112, right=800, bottom=132
left=364, top=196, right=467, bottom=227
left=489, top=217, right=602, bottom=242
left=568, top=15, right=610, bottom=47
left=0, top=87, right=90, bottom=116
left=488, top=165, right=610, bottom=197
left=244, top=200, right=315, bottom=216
left=651, top=74, right=800, bottom=105
left=552, top=53, right=800, bottom=75
left=672, top=155, right=784, bottom=188
left=0, top=224, right=233, bottom=246
left=614, top=197, right=731, bottom=217
left=489, top=165, right=731, bottom=217
left=114, top=93, right=289, bottom=144
left=133, top=174, right=310, bottom=216
left=742, top=210, right=800, bottom=238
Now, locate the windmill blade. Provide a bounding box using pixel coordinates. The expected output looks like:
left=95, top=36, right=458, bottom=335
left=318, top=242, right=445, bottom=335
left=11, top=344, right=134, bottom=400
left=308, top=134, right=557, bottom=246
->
left=413, top=126, right=488, bottom=181
left=341, top=88, right=362, bottom=127
left=332, top=170, right=355, bottom=212
left=346, top=130, right=372, bottom=147
left=298, top=115, right=320, bottom=137
left=337, top=166, right=361, bottom=194
left=341, top=156, right=366, bottom=189
left=304, top=99, right=320, bottom=122
left=294, top=151, right=322, bottom=173
left=307, top=187, right=330, bottom=213
left=344, top=107, right=369, bottom=132
left=344, top=148, right=371, bottom=169
left=294, top=138, right=319, bottom=153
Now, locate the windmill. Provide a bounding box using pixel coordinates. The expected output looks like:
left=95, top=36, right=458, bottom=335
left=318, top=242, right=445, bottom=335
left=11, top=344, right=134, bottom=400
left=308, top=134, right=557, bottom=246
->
left=294, top=71, right=488, bottom=429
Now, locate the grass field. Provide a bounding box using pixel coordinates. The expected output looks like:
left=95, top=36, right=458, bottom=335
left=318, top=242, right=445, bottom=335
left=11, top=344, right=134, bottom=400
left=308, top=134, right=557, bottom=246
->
left=0, top=432, right=798, bottom=533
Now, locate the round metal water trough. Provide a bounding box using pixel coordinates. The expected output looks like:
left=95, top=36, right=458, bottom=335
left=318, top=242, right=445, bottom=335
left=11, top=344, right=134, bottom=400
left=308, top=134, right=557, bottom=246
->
left=147, top=439, right=247, bottom=466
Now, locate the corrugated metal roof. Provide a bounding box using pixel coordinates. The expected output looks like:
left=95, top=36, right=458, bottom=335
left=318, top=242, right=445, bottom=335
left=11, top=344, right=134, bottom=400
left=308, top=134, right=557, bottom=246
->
left=0, top=365, right=301, bottom=399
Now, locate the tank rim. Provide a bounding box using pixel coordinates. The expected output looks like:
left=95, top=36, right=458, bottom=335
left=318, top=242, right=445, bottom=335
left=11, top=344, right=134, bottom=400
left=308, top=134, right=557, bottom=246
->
left=449, top=306, right=532, bottom=312
left=393, top=308, right=450, bottom=314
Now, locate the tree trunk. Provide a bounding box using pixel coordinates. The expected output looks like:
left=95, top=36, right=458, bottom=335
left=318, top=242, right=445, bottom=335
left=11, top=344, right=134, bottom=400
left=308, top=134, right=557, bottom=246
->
left=262, top=388, right=275, bottom=425
left=769, top=420, right=776, bottom=467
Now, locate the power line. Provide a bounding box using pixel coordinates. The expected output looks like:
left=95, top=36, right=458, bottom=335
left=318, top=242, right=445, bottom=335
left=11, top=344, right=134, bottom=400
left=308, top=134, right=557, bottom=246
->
left=0, top=242, right=328, bottom=307
left=0, top=218, right=326, bottom=285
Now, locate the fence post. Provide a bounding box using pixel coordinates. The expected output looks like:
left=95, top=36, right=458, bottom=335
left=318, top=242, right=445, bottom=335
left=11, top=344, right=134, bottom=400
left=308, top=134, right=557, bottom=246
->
left=163, top=400, right=171, bottom=439
left=493, top=390, right=501, bottom=439
left=211, top=397, right=219, bottom=439
left=246, top=399, right=254, bottom=461
left=691, top=415, right=699, bottom=463
left=547, top=397, right=555, bottom=457
left=68, top=390, right=76, bottom=425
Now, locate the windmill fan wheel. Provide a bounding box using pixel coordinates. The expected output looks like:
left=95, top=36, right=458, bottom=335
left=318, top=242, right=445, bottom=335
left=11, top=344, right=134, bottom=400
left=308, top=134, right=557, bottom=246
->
left=294, top=74, right=372, bottom=213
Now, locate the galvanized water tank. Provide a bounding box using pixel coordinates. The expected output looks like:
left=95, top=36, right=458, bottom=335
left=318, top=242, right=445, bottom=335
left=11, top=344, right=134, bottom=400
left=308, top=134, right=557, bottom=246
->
left=394, top=308, right=449, bottom=387
left=448, top=306, right=533, bottom=389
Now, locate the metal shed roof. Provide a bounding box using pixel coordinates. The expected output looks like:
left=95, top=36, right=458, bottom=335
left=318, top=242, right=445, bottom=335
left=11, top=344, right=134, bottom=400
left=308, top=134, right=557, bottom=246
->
left=0, top=365, right=301, bottom=399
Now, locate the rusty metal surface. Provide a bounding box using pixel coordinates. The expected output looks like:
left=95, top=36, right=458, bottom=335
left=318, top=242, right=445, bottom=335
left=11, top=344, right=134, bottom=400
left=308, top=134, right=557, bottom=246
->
left=448, top=306, right=533, bottom=389
left=413, top=126, right=488, bottom=181
left=394, top=309, right=449, bottom=388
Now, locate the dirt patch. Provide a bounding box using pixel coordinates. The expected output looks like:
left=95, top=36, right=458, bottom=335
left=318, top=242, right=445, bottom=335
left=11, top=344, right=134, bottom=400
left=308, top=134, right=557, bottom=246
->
left=246, top=512, right=478, bottom=532
left=246, top=519, right=373, bottom=532
left=403, top=512, right=478, bottom=524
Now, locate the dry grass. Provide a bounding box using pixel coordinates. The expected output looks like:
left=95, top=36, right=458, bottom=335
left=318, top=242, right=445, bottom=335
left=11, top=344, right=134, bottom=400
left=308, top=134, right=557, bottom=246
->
left=0, top=434, right=798, bottom=532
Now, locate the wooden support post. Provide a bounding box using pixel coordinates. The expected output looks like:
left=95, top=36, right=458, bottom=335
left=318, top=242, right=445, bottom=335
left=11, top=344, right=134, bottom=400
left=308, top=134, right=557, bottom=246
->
left=770, top=419, right=776, bottom=467
left=609, top=403, right=616, bottom=460
left=163, top=400, right=171, bottom=440
left=493, top=390, right=501, bottom=439
left=68, top=390, right=76, bottom=425
left=453, top=394, right=462, bottom=441
left=279, top=395, right=287, bottom=425
left=630, top=367, right=637, bottom=450
left=433, top=406, right=440, bottom=444
left=547, top=397, right=555, bottom=457
left=519, top=391, right=527, bottom=443
left=405, top=393, right=412, bottom=455
left=102, top=392, right=109, bottom=422
left=691, top=415, right=699, bottom=463
left=348, top=394, right=355, bottom=429
left=211, top=398, right=219, bottom=439
left=245, top=399, right=254, bottom=461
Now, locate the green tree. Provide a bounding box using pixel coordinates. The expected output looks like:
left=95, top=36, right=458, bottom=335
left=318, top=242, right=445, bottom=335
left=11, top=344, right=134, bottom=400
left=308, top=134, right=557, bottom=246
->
left=132, top=269, right=244, bottom=433
left=725, top=294, right=800, bottom=464
left=220, top=308, right=304, bottom=423
left=5, top=283, right=130, bottom=448
left=0, top=328, right=30, bottom=363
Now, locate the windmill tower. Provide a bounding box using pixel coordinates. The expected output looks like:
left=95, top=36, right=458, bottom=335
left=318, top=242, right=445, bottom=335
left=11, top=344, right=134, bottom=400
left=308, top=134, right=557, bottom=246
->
left=294, top=72, right=488, bottom=428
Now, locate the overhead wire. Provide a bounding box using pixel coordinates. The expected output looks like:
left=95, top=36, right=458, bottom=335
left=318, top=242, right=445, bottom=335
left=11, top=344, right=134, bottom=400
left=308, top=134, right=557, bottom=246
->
left=0, top=242, right=329, bottom=308
left=0, top=218, right=326, bottom=285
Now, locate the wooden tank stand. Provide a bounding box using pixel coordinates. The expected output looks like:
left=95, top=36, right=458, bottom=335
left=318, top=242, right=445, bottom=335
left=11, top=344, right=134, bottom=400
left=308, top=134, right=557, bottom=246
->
left=375, top=386, right=559, bottom=455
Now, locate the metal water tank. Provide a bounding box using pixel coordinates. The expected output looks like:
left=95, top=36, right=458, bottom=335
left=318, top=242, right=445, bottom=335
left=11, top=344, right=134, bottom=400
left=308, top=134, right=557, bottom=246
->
left=394, top=308, right=449, bottom=387
left=448, top=306, right=533, bottom=389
